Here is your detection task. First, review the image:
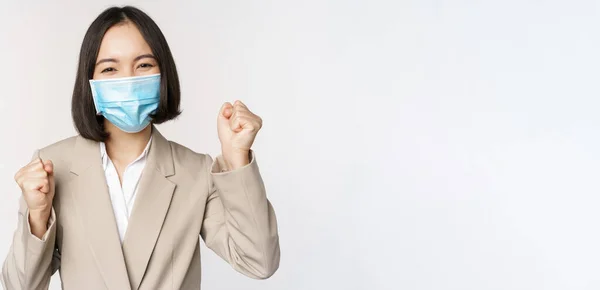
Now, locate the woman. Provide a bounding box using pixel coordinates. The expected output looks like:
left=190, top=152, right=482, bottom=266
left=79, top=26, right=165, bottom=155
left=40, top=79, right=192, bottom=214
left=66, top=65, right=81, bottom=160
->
left=2, top=6, right=280, bottom=290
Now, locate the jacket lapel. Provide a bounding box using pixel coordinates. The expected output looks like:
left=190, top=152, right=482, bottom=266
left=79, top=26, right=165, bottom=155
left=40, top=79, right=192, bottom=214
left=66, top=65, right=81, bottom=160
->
left=69, top=136, right=132, bottom=290
left=122, top=128, right=176, bottom=290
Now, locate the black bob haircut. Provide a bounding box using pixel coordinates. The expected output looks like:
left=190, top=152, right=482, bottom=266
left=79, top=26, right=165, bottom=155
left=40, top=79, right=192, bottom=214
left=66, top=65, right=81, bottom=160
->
left=71, top=6, right=181, bottom=142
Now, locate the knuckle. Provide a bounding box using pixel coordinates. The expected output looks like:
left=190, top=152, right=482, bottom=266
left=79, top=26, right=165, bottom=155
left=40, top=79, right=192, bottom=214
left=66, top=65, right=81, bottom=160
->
left=17, top=173, right=28, bottom=184
left=30, top=163, right=41, bottom=172
left=34, top=166, right=47, bottom=176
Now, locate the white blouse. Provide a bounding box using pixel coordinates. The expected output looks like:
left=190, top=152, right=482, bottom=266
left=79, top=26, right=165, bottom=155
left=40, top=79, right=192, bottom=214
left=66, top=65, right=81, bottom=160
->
left=99, top=137, right=152, bottom=243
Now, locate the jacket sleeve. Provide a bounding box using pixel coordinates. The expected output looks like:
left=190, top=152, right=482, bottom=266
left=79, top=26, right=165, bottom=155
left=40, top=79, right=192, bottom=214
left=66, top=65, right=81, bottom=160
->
left=200, top=151, right=280, bottom=279
left=1, top=151, right=60, bottom=290
left=2, top=199, right=59, bottom=290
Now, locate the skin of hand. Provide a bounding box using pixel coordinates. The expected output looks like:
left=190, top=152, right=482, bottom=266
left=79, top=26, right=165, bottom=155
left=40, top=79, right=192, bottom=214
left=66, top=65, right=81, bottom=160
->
left=14, top=158, right=55, bottom=239
left=217, top=100, right=263, bottom=170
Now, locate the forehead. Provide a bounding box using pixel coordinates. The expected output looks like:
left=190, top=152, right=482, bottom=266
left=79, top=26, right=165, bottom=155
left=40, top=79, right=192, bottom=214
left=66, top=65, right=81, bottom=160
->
left=96, top=21, right=152, bottom=60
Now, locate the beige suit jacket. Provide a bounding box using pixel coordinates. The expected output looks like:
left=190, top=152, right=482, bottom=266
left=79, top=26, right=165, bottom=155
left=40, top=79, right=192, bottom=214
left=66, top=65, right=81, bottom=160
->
left=1, top=128, right=280, bottom=289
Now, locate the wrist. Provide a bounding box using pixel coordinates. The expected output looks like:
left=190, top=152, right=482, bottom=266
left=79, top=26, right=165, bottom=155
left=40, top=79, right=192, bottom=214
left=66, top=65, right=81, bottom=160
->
left=29, top=209, right=50, bottom=221
left=28, top=210, right=50, bottom=238
left=222, top=148, right=250, bottom=170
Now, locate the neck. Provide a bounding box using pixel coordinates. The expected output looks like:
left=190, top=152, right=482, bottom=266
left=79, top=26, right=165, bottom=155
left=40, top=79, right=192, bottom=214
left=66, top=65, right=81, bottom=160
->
left=104, top=121, right=152, bottom=164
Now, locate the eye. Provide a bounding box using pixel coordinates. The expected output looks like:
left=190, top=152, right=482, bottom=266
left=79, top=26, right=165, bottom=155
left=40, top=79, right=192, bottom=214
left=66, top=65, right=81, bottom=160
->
left=138, top=63, right=154, bottom=69
left=101, top=67, right=116, bottom=73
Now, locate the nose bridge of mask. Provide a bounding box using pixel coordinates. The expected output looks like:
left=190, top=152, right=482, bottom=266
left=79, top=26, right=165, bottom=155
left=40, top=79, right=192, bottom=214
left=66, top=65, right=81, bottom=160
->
left=90, top=75, right=160, bottom=103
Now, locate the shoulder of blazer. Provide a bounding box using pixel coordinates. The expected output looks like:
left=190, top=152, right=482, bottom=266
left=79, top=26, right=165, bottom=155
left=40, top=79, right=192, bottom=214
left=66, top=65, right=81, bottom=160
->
left=38, top=135, right=79, bottom=155
left=165, top=140, right=212, bottom=175
left=37, top=135, right=80, bottom=188
left=37, top=135, right=79, bottom=162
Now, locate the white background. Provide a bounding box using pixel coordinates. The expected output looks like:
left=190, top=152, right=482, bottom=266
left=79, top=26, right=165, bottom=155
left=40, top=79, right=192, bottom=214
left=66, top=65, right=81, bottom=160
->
left=1, top=0, right=599, bottom=289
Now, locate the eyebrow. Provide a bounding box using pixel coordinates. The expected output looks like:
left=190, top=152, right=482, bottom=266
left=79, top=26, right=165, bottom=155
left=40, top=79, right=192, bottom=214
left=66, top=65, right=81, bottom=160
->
left=96, top=58, right=118, bottom=66
left=133, top=54, right=156, bottom=62
left=95, top=54, right=156, bottom=66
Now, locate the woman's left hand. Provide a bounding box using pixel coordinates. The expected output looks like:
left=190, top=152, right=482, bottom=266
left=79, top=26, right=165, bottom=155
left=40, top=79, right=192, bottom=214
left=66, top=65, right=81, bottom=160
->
left=217, top=100, right=262, bottom=170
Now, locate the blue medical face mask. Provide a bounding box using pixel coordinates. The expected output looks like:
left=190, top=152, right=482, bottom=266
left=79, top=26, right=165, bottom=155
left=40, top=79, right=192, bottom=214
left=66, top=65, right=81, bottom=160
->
left=89, top=74, right=161, bottom=133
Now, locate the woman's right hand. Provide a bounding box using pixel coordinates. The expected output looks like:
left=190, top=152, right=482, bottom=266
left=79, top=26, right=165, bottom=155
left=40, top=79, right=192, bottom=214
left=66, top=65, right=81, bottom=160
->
left=14, top=158, right=55, bottom=238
